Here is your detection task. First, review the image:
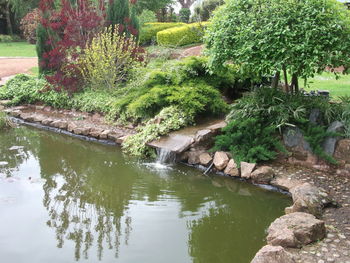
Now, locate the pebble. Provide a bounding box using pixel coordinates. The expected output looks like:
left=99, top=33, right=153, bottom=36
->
left=318, top=260, right=325, bottom=263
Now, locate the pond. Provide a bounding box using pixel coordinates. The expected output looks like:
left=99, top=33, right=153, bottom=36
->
left=0, top=126, right=291, bottom=263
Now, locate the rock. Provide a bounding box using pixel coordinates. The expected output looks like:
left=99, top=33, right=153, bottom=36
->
left=51, top=120, right=68, bottom=130
left=74, top=127, right=90, bottom=136
left=100, top=130, right=111, bottom=139
left=213, top=151, right=229, bottom=170
left=207, top=121, right=227, bottom=133
left=42, top=118, right=53, bottom=125
left=195, top=129, right=212, bottom=143
left=322, top=121, right=344, bottom=156
left=20, top=113, right=34, bottom=122
left=199, top=152, right=212, bottom=166
left=267, top=212, right=326, bottom=248
left=283, top=127, right=311, bottom=152
left=251, top=245, right=295, bottom=263
left=107, top=131, right=124, bottom=140
left=334, top=139, right=350, bottom=163
left=116, top=135, right=130, bottom=144
left=89, top=128, right=104, bottom=138
left=270, top=177, right=303, bottom=191
left=35, top=105, right=45, bottom=111
left=309, top=109, right=322, bottom=125
left=7, top=109, right=21, bottom=117
left=32, top=114, right=45, bottom=123
left=250, top=166, right=274, bottom=184
left=240, top=162, right=256, bottom=179
left=224, top=159, right=239, bottom=177
left=148, top=134, right=194, bottom=154
left=188, top=151, right=200, bottom=165
left=285, top=183, right=329, bottom=218
left=67, top=122, right=78, bottom=132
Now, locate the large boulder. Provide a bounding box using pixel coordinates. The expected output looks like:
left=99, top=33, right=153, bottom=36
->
left=188, top=151, right=201, bottom=165
left=250, top=166, right=274, bottom=184
left=322, top=121, right=344, bottom=156
left=213, top=152, right=229, bottom=170
left=224, top=159, right=239, bottom=177
left=240, top=162, right=256, bottom=179
left=334, top=139, right=350, bottom=163
left=270, top=176, right=303, bottom=191
left=283, top=127, right=311, bottom=152
left=285, top=183, right=329, bottom=218
left=251, top=245, right=295, bottom=263
left=199, top=152, right=212, bottom=166
left=267, top=212, right=326, bottom=248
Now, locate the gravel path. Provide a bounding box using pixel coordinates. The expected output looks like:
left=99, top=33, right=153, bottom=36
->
left=273, top=165, right=350, bottom=263
left=0, top=57, right=37, bottom=79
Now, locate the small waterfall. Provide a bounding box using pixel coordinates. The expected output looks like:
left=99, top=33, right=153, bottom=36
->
left=156, top=148, right=176, bottom=164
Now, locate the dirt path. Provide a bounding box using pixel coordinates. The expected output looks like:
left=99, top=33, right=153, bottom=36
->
left=0, top=58, right=37, bottom=79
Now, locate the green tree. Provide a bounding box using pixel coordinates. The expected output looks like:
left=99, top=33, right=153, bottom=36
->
left=107, top=0, right=130, bottom=31
left=136, top=0, right=174, bottom=14
left=205, top=0, right=350, bottom=92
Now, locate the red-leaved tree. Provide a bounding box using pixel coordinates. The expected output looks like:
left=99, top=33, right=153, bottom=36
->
left=38, top=0, right=106, bottom=93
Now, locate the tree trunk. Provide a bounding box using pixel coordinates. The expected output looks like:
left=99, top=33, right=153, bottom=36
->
left=282, top=65, right=289, bottom=93
left=5, top=1, right=13, bottom=35
left=271, top=71, right=280, bottom=89
left=291, top=74, right=299, bottom=94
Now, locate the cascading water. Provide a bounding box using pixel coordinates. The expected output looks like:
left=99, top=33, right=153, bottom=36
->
left=156, top=148, right=176, bottom=164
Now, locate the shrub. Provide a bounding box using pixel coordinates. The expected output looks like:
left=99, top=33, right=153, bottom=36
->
left=37, top=0, right=106, bottom=93
left=179, top=8, right=191, bottom=23
left=212, top=118, right=286, bottom=166
left=126, top=81, right=228, bottom=120
left=157, top=22, right=209, bottom=47
left=122, top=106, right=192, bottom=157
left=20, top=8, right=40, bottom=44
left=79, top=26, right=145, bottom=90
left=0, top=34, right=21, bottom=43
left=139, top=22, right=185, bottom=44
left=139, top=10, right=157, bottom=26
left=222, top=87, right=345, bottom=164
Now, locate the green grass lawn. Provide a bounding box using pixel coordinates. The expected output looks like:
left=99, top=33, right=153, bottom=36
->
left=301, top=72, right=350, bottom=98
left=0, top=41, right=37, bottom=57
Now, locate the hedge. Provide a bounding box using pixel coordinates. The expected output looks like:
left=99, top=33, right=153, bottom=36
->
left=156, top=22, right=210, bottom=47
left=139, top=22, right=185, bottom=44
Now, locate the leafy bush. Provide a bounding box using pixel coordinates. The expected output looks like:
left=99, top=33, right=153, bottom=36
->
left=122, top=106, right=192, bottom=157
left=212, top=118, right=286, bottom=166
left=139, top=10, right=157, bottom=26
left=0, top=34, right=21, bottom=43
left=20, top=8, right=40, bottom=44
left=157, top=22, right=210, bottom=47
left=126, top=81, right=228, bottom=120
left=192, top=0, right=224, bottom=22
left=220, top=87, right=346, bottom=164
left=179, top=8, right=191, bottom=23
left=139, top=22, right=185, bottom=44
left=79, top=26, right=145, bottom=90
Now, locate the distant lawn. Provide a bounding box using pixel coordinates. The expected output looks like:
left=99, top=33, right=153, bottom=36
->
left=301, top=72, right=350, bottom=98
left=29, top=66, right=39, bottom=76
left=0, top=41, right=37, bottom=57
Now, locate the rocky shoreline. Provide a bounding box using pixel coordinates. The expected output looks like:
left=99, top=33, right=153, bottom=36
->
left=1, top=101, right=350, bottom=263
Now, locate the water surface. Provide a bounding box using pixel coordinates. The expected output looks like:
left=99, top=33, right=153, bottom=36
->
left=0, top=126, right=291, bottom=263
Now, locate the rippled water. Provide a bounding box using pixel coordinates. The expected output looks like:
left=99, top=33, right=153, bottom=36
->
left=0, top=126, right=291, bottom=263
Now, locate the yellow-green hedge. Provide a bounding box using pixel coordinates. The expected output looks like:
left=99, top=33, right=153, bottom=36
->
left=139, top=22, right=185, bottom=44
left=156, top=22, right=210, bottom=47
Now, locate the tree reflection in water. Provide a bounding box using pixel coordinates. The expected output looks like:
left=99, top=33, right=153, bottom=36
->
left=0, top=126, right=291, bottom=263
left=38, top=132, right=135, bottom=261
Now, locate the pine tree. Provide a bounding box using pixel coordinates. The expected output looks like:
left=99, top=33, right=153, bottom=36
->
left=130, top=2, right=140, bottom=39
left=107, top=0, right=130, bottom=33
left=36, top=23, right=50, bottom=74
